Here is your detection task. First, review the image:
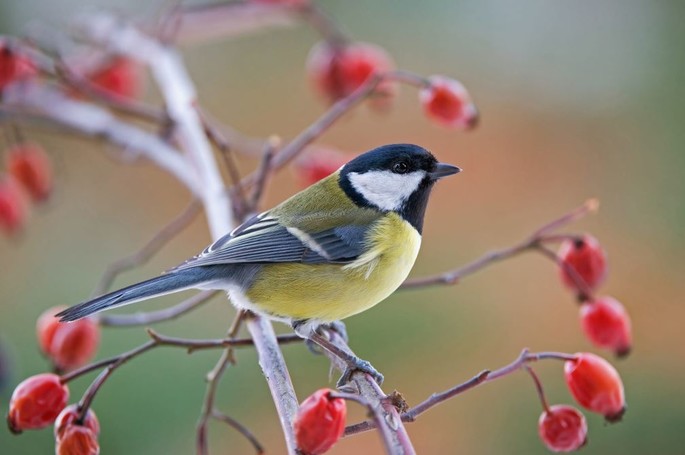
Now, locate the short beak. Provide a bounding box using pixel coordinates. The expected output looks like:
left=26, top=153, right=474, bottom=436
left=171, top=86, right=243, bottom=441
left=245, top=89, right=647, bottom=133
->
left=430, top=163, right=461, bottom=180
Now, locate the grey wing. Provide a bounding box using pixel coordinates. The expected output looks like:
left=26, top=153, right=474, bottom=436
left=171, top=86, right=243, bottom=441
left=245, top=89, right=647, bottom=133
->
left=172, top=213, right=370, bottom=270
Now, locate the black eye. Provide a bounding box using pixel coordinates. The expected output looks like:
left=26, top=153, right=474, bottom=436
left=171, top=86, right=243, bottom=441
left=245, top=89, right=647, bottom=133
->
left=392, top=161, right=409, bottom=174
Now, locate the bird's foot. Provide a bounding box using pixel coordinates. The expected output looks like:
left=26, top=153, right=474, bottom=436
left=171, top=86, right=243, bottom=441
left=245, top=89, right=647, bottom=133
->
left=336, top=356, right=384, bottom=388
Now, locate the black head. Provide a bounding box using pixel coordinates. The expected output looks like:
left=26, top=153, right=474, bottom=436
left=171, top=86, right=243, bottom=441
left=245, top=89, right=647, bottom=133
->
left=339, top=144, right=460, bottom=233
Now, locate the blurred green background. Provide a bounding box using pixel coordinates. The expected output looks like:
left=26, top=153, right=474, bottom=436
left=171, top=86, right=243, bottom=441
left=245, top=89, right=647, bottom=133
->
left=1, top=0, right=684, bottom=453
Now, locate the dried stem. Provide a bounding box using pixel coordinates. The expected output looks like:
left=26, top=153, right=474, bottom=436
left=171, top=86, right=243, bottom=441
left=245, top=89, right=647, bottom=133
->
left=52, top=59, right=167, bottom=124
left=524, top=366, right=550, bottom=413
left=248, top=137, right=278, bottom=213
left=98, top=290, right=219, bottom=327
left=92, top=199, right=201, bottom=296
left=401, top=199, right=599, bottom=289
left=211, top=410, right=265, bottom=455
left=534, top=244, right=596, bottom=301
left=197, top=348, right=234, bottom=455
left=344, top=350, right=577, bottom=436
left=240, top=70, right=429, bottom=189
left=323, top=331, right=416, bottom=454
left=147, top=328, right=302, bottom=352
left=196, top=312, right=258, bottom=455
left=73, top=340, right=157, bottom=422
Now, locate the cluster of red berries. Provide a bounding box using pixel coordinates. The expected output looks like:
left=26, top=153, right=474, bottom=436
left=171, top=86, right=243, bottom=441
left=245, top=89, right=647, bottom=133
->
left=557, top=235, right=632, bottom=357
left=0, top=141, right=53, bottom=235
left=538, top=352, right=625, bottom=452
left=6, top=308, right=101, bottom=452
left=7, top=373, right=100, bottom=454
left=306, top=40, right=477, bottom=128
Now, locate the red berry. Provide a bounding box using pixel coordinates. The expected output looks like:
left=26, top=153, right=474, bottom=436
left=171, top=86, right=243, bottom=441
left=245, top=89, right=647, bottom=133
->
left=54, top=404, right=100, bottom=441
left=564, top=353, right=625, bottom=422
left=307, top=41, right=396, bottom=103
left=36, top=307, right=100, bottom=371
left=294, top=388, right=346, bottom=455
left=6, top=142, right=53, bottom=202
left=0, top=174, right=29, bottom=235
left=89, top=57, right=141, bottom=99
left=295, top=148, right=349, bottom=186
left=56, top=424, right=100, bottom=455
left=0, top=39, right=37, bottom=93
left=538, top=404, right=588, bottom=453
left=7, top=373, right=69, bottom=433
left=37, top=306, right=66, bottom=356
left=558, top=235, right=607, bottom=295
left=419, top=76, right=478, bottom=129
left=580, top=296, right=632, bottom=357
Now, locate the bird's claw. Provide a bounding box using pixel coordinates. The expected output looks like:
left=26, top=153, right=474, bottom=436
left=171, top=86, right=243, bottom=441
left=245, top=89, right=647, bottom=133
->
left=336, top=357, right=384, bottom=388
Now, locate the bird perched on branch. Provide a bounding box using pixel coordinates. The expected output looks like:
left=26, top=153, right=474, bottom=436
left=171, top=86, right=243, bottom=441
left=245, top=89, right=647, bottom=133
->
left=57, top=143, right=460, bottom=385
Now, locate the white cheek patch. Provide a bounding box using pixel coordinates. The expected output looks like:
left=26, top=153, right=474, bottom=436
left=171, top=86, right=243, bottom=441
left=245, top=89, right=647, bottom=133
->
left=348, top=170, right=425, bottom=211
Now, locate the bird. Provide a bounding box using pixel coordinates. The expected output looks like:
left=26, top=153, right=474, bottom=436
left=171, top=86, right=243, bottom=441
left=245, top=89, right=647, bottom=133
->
left=57, top=143, right=460, bottom=385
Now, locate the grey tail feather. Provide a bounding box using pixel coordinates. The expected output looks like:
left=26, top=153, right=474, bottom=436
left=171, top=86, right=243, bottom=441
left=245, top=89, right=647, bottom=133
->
left=56, top=269, right=212, bottom=322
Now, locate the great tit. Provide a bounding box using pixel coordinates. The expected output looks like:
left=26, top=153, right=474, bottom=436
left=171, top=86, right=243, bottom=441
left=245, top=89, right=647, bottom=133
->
left=57, top=143, right=460, bottom=385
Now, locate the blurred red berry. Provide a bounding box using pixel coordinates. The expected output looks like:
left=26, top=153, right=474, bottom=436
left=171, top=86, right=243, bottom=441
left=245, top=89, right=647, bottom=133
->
left=37, top=307, right=100, bottom=371
left=37, top=306, right=66, bottom=356
left=558, top=235, right=607, bottom=295
left=564, top=353, right=625, bottom=422
left=56, top=424, right=100, bottom=455
left=0, top=174, right=29, bottom=235
left=295, top=148, right=349, bottom=186
left=580, top=296, right=632, bottom=357
left=0, top=39, right=37, bottom=93
left=307, top=41, right=396, bottom=103
left=294, top=388, right=346, bottom=455
left=7, top=373, right=69, bottom=433
left=419, top=76, right=478, bottom=129
left=6, top=142, right=53, bottom=202
left=89, top=57, right=141, bottom=99
left=538, top=404, right=587, bottom=453
left=54, top=404, right=100, bottom=441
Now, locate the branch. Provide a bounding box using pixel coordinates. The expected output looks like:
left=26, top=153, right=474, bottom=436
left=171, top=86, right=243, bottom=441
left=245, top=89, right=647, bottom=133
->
left=211, top=410, right=265, bottom=455
left=75, top=12, right=235, bottom=239
left=344, top=350, right=577, bottom=436
left=323, top=331, right=417, bottom=455
left=98, top=291, right=219, bottom=327
left=401, top=199, right=599, bottom=289
left=0, top=82, right=201, bottom=195
left=240, top=70, right=429, bottom=189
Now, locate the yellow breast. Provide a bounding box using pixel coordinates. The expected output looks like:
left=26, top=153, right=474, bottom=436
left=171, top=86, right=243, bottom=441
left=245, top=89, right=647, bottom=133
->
left=245, top=213, right=421, bottom=322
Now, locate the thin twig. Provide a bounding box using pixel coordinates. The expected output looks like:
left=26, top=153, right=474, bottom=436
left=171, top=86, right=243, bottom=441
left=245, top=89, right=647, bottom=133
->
left=197, top=104, right=250, bottom=219
left=534, top=244, right=596, bottom=301
left=52, top=59, right=167, bottom=124
left=92, top=199, right=201, bottom=296
left=524, top=365, right=550, bottom=413
left=73, top=340, right=157, bottom=422
left=401, top=199, right=599, bottom=289
left=211, top=410, right=265, bottom=455
left=240, top=70, right=428, bottom=189
left=344, top=350, right=577, bottom=436
left=196, top=312, right=245, bottom=455
left=60, top=329, right=302, bottom=384
left=98, top=290, right=219, bottom=327
left=322, top=330, right=416, bottom=454
left=248, top=137, right=278, bottom=213
left=331, top=392, right=396, bottom=454
left=148, top=328, right=302, bottom=352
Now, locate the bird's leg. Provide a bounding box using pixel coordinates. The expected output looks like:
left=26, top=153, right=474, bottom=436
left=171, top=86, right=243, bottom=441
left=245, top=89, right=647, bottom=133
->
left=292, top=320, right=383, bottom=387
left=299, top=320, right=349, bottom=355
